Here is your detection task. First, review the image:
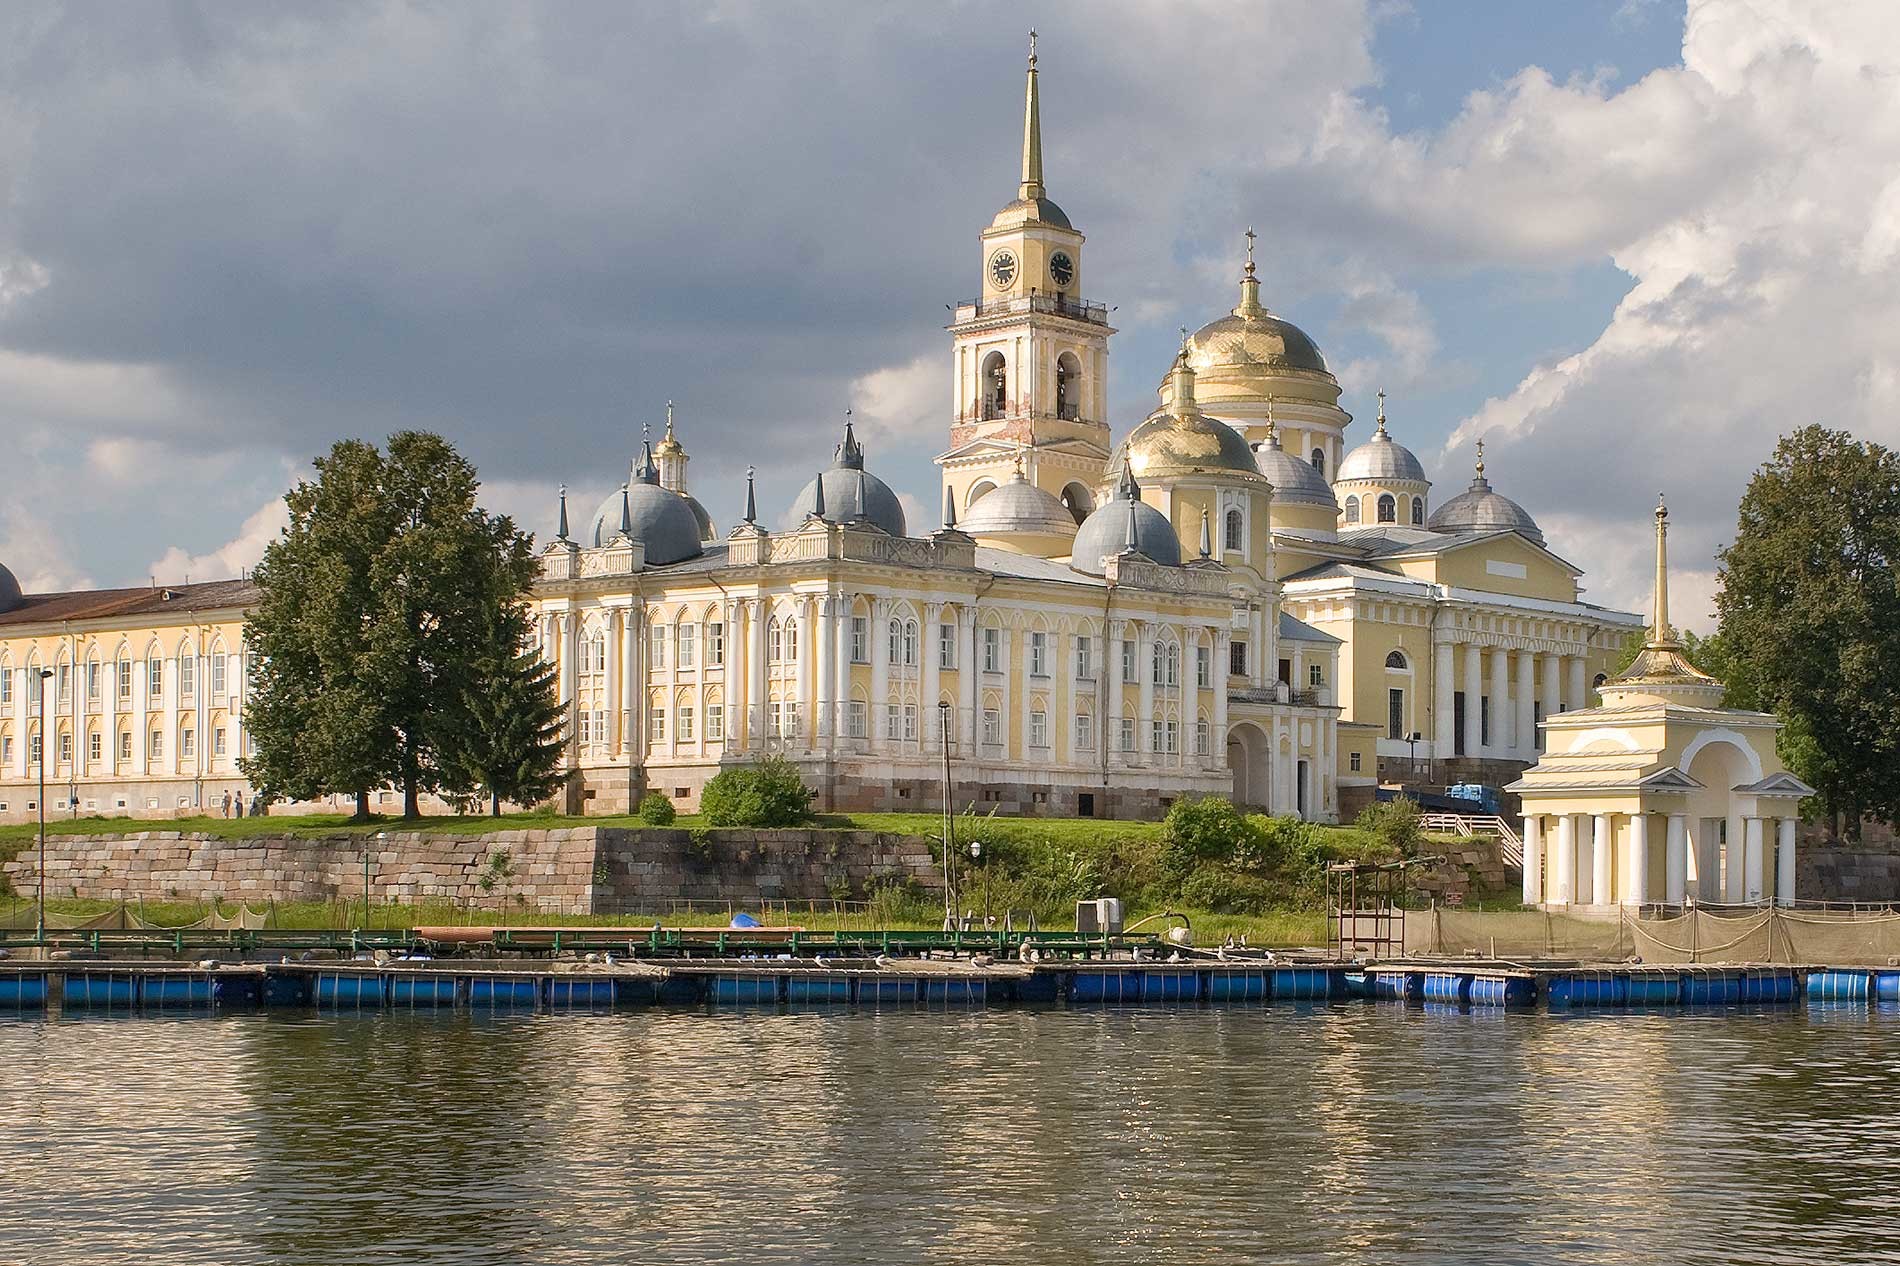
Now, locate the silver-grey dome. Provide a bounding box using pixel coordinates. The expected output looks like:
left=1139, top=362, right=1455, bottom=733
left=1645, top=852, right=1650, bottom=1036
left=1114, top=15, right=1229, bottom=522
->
left=784, top=416, right=908, bottom=537
left=1070, top=475, right=1181, bottom=576
left=588, top=481, right=706, bottom=565
left=962, top=472, right=1079, bottom=539
left=0, top=563, right=22, bottom=614
left=1337, top=428, right=1428, bottom=485
left=680, top=492, right=716, bottom=543
left=1252, top=433, right=1340, bottom=509
left=1429, top=474, right=1545, bottom=546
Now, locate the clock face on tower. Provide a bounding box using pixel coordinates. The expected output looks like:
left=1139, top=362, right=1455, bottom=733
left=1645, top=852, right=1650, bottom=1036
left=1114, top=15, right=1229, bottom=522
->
left=1049, top=251, right=1074, bottom=287
left=988, top=249, right=1018, bottom=290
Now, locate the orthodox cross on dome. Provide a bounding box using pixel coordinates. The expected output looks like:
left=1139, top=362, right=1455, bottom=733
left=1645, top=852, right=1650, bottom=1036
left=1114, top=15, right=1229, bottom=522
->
left=1020, top=31, right=1044, bottom=200
left=1475, top=437, right=1486, bottom=479
left=1375, top=388, right=1388, bottom=436
left=1263, top=398, right=1278, bottom=447
left=1244, top=226, right=1257, bottom=276
left=1235, top=228, right=1266, bottom=317
left=1029, top=29, right=1036, bottom=64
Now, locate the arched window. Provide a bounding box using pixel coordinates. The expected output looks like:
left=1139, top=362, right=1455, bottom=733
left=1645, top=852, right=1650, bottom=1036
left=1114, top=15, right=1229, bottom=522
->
left=1224, top=509, right=1244, bottom=551
left=1343, top=496, right=1360, bottom=525
left=980, top=350, right=1008, bottom=420
left=1311, top=448, right=1326, bottom=478
left=1385, top=650, right=1408, bottom=670
left=1061, top=482, right=1093, bottom=525
left=888, top=619, right=902, bottom=664
left=783, top=617, right=798, bottom=662
left=967, top=479, right=997, bottom=509
left=1411, top=496, right=1425, bottom=526
left=903, top=621, right=919, bottom=667
left=1593, top=673, right=1608, bottom=690
left=1377, top=494, right=1396, bottom=523
left=1055, top=351, right=1082, bottom=420
left=766, top=617, right=782, bottom=662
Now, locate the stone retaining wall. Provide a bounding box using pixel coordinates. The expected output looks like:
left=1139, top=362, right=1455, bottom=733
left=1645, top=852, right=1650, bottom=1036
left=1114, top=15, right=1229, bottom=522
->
left=1, top=827, right=943, bottom=915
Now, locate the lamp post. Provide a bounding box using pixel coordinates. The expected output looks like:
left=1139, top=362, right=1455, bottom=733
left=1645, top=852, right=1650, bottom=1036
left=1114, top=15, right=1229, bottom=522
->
left=969, top=839, right=987, bottom=930
left=365, top=830, right=385, bottom=930
left=35, top=668, right=52, bottom=942
left=1407, top=731, right=1422, bottom=781
left=938, top=700, right=954, bottom=930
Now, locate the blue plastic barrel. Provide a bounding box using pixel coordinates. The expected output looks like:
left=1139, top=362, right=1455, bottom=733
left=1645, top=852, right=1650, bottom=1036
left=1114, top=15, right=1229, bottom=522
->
left=711, top=974, right=783, bottom=1005
left=1205, top=970, right=1268, bottom=1002
left=389, top=975, right=458, bottom=1006
left=142, top=975, right=215, bottom=1007
left=316, top=972, right=387, bottom=1007
left=1422, top=972, right=1471, bottom=1004
left=1623, top=973, right=1681, bottom=1006
left=785, top=975, right=853, bottom=1004
left=0, top=974, right=49, bottom=1007
left=468, top=977, right=539, bottom=1007
left=1875, top=973, right=1900, bottom=1002
left=63, top=972, right=136, bottom=1008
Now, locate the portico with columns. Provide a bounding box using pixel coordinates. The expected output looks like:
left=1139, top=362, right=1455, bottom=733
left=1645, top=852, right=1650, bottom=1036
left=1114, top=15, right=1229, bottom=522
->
left=1510, top=496, right=1812, bottom=911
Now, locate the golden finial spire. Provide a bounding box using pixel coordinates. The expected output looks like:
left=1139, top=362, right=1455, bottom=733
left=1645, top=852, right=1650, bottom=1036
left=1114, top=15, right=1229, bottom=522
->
left=1020, top=31, right=1044, bottom=201
left=1475, top=437, right=1486, bottom=479
left=665, top=400, right=675, bottom=439
left=1375, top=388, right=1388, bottom=436
left=1235, top=227, right=1267, bottom=318
left=1013, top=448, right=1026, bottom=478
left=1244, top=226, right=1257, bottom=275
left=1264, top=397, right=1278, bottom=447
left=1652, top=491, right=1671, bottom=646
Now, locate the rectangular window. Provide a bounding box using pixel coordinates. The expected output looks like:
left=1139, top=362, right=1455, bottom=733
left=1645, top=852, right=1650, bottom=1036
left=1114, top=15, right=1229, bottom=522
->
left=59, top=732, right=73, bottom=764
left=982, top=628, right=1001, bottom=673
left=1029, top=631, right=1047, bottom=677
left=1278, top=658, right=1291, bottom=686
left=649, top=709, right=666, bottom=744
left=1029, top=709, right=1048, bottom=748
left=180, top=728, right=195, bottom=759
left=678, top=625, right=696, bottom=670
left=1195, top=720, right=1210, bottom=756
left=1350, top=751, right=1363, bottom=772
left=1166, top=721, right=1180, bottom=755
left=650, top=626, right=667, bottom=670
left=1196, top=647, right=1211, bottom=689
left=179, top=656, right=195, bottom=698
left=707, top=704, right=725, bottom=741
left=149, top=659, right=163, bottom=699
left=847, top=700, right=867, bottom=739
left=117, top=660, right=130, bottom=702
left=1387, top=688, right=1405, bottom=741
left=903, top=704, right=917, bottom=742
left=30, top=734, right=42, bottom=765
left=708, top=622, right=724, bottom=666
left=214, top=728, right=227, bottom=757
left=1119, top=717, right=1136, bottom=754
left=887, top=622, right=901, bottom=665
left=885, top=703, right=900, bottom=741
left=851, top=617, right=869, bottom=663
left=86, top=662, right=101, bottom=704
left=1121, top=638, right=1138, bottom=684
left=149, top=731, right=162, bottom=760
left=119, top=731, right=132, bottom=762
left=0, top=670, right=10, bottom=705
left=1074, top=713, right=1094, bottom=752
left=1309, top=663, right=1324, bottom=688
left=26, top=670, right=40, bottom=705
left=578, top=710, right=594, bottom=745
left=1074, top=636, right=1092, bottom=680
left=982, top=708, right=1002, bottom=746
left=57, top=664, right=70, bottom=705
left=1150, top=720, right=1164, bottom=754
left=678, top=706, right=695, bottom=741
left=1, top=735, right=11, bottom=764
left=211, top=653, right=228, bottom=697
left=785, top=702, right=801, bottom=736
left=938, top=623, right=956, bottom=669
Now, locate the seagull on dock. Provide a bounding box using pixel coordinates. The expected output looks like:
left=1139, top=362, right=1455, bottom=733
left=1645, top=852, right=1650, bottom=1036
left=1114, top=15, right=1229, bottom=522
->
left=1167, top=951, right=1183, bottom=963
left=971, top=953, right=994, bottom=969
left=195, top=958, right=219, bottom=970
left=814, top=955, right=835, bottom=968
left=1239, top=934, right=1249, bottom=949
left=874, top=954, right=897, bottom=969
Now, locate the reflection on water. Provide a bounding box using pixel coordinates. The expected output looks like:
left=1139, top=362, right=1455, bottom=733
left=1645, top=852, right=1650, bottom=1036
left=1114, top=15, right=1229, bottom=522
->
left=1, top=1004, right=1898, bottom=1264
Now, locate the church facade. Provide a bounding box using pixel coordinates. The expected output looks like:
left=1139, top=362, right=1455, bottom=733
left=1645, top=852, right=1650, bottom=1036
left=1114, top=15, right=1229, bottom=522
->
left=0, top=46, right=1641, bottom=825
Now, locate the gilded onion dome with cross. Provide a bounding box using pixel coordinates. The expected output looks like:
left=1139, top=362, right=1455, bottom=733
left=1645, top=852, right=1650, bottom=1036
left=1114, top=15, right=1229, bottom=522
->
left=1164, top=229, right=1354, bottom=483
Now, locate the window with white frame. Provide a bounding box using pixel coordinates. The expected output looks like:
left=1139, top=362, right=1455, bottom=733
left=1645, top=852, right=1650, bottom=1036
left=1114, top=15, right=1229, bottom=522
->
left=766, top=618, right=782, bottom=662
left=1309, top=662, right=1324, bottom=687
left=1230, top=639, right=1247, bottom=677
left=1029, top=631, right=1047, bottom=677
left=30, top=733, right=42, bottom=765
left=783, top=619, right=798, bottom=662
left=649, top=709, right=666, bottom=744
left=938, top=622, right=956, bottom=669
left=148, top=658, right=162, bottom=700
left=117, top=659, right=130, bottom=702
left=766, top=701, right=782, bottom=737
left=982, top=708, right=1002, bottom=746
left=902, top=621, right=918, bottom=667
left=1120, top=638, right=1136, bottom=683
left=119, top=731, right=132, bottom=762
left=982, top=628, right=1001, bottom=673
left=1074, top=712, right=1094, bottom=751
left=1118, top=717, right=1136, bottom=753
left=847, top=700, right=867, bottom=738
left=211, top=653, right=227, bottom=697
left=578, top=709, right=594, bottom=745
left=651, top=625, right=669, bottom=670
left=903, top=703, right=917, bottom=741
left=59, top=732, right=72, bottom=764
left=678, top=624, right=696, bottom=670
left=181, top=728, right=195, bottom=759
left=213, top=728, right=227, bottom=757
left=785, top=701, right=801, bottom=735
left=0, top=668, right=10, bottom=706
left=56, top=664, right=70, bottom=705
left=708, top=623, right=724, bottom=666
left=1225, top=508, right=1243, bottom=551
left=1152, top=643, right=1178, bottom=688
left=86, top=661, right=100, bottom=704
left=1196, top=646, right=1211, bottom=689
left=1195, top=720, right=1210, bottom=756
left=148, top=730, right=162, bottom=760
left=851, top=617, right=869, bottom=663
left=678, top=706, right=695, bottom=741
left=1150, top=720, right=1163, bottom=754
left=1074, top=635, right=1092, bottom=679
left=1029, top=709, right=1048, bottom=748
left=179, top=655, right=195, bottom=698
left=1, top=735, right=11, bottom=764
left=888, top=620, right=902, bottom=665
left=706, top=704, right=724, bottom=741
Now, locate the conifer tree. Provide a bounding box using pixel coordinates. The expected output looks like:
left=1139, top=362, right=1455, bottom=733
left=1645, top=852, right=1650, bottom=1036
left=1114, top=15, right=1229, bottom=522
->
left=440, top=605, right=568, bottom=815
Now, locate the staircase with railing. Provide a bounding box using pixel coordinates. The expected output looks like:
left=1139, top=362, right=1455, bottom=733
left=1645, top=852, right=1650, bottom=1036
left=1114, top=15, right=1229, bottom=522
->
left=1421, top=812, right=1523, bottom=869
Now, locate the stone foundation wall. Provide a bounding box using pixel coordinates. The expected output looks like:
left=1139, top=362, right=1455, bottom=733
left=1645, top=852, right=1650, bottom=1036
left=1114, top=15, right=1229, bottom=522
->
left=1799, top=820, right=1900, bottom=903
left=0, top=825, right=945, bottom=915
left=1410, top=832, right=1516, bottom=905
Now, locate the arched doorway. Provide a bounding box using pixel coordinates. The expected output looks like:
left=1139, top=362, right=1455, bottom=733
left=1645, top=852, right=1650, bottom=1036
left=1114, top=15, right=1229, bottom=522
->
left=1226, top=722, right=1271, bottom=810
left=1684, top=737, right=1757, bottom=902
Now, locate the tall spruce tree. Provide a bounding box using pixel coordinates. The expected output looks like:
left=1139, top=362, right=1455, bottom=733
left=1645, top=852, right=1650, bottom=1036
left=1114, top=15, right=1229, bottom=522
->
left=242, top=432, right=547, bottom=819
left=439, top=603, right=567, bottom=815
left=1716, top=426, right=1900, bottom=834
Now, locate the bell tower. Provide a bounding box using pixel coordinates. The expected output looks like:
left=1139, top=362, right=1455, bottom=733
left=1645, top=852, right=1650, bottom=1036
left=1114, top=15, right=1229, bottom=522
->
left=938, top=34, right=1115, bottom=527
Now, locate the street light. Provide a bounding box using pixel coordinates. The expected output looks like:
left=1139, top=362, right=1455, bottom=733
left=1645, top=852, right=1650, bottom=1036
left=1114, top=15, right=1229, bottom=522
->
left=938, top=700, right=955, bottom=930
left=968, top=838, right=988, bottom=930
left=34, top=668, right=52, bottom=943
left=1407, top=731, right=1422, bottom=779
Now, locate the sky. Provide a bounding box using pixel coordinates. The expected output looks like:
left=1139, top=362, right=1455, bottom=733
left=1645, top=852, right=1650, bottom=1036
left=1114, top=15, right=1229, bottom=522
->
left=2, top=0, right=1896, bottom=632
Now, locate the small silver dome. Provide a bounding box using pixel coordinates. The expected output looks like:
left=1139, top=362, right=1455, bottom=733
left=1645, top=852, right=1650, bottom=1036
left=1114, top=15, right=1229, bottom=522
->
left=1252, top=431, right=1339, bottom=509
left=587, top=475, right=706, bottom=565
left=1337, top=427, right=1428, bottom=485
left=0, top=563, right=23, bottom=614
left=1070, top=471, right=1181, bottom=576
left=679, top=492, right=716, bottom=543
left=785, top=416, right=908, bottom=537
left=1429, top=473, right=1545, bottom=546
left=962, top=470, right=1080, bottom=539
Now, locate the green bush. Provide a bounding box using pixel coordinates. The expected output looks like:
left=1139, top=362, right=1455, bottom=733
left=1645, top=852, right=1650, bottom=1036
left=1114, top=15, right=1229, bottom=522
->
left=1354, top=795, right=1425, bottom=858
left=1178, top=865, right=1277, bottom=915
left=1159, top=795, right=1262, bottom=886
left=699, top=756, right=814, bottom=828
left=635, top=791, right=677, bottom=825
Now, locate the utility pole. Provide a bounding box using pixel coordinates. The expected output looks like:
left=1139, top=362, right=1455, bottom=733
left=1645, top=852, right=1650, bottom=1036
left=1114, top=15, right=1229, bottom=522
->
left=35, top=668, right=52, bottom=942
left=939, top=700, right=955, bottom=929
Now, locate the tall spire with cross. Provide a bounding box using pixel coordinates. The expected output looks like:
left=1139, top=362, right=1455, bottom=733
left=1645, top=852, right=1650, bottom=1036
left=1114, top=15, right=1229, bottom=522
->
left=1020, top=31, right=1043, bottom=200
left=1235, top=226, right=1266, bottom=318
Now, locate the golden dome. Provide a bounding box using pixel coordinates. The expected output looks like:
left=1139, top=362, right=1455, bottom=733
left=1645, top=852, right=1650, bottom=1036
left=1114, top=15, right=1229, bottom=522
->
left=1166, top=242, right=1336, bottom=402
left=1114, top=355, right=1267, bottom=485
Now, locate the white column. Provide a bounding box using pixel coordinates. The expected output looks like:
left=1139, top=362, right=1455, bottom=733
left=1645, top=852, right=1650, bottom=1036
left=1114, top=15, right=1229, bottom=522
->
left=1052, top=627, right=1068, bottom=764
left=1567, top=655, right=1587, bottom=713
left=814, top=595, right=835, bottom=743
left=1515, top=651, right=1536, bottom=761
left=1489, top=646, right=1511, bottom=756
left=922, top=603, right=941, bottom=752
left=959, top=608, right=977, bottom=751
left=1212, top=632, right=1230, bottom=767
left=1432, top=639, right=1455, bottom=758
left=834, top=596, right=853, bottom=748
left=1553, top=813, right=1576, bottom=905
left=1627, top=813, right=1649, bottom=907
left=1018, top=627, right=1033, bottom=762
left=749, top=600, right=767, bottom=743
left=795, top=596, right=814, bottom=748
left=1726, top=816, right=1746, bottom=903
left=1776, top=818, right=1797, bottom=907
left=1540, top=653, right=1561, bottom=722
left=868, top=599, right=889, bottom=750
left=1744, top=816, right=1765, bottom=904
left=605, top=611, right=622, bottom=754
left=1137, top=624, right=1155, bottom=758
left=1522, top=815, right=1544, bottom=905
left=627, top=607, right=645, bottom=761
left=997, top=623, right=1014, bottom=758
left=1666, top=813, right=1688, bottom=903
left=1106, top=621, right=1124, bottom=765
left=1461, top=643, right=1482, bottom=759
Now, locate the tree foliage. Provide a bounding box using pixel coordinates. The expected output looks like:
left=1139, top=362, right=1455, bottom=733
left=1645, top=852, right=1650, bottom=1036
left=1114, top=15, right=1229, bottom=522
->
left=698, top=757, right=814, bottom=828
left=1716, top=426, right=1900, bottom=830
left=241, top=432, right=552, bottom=818
left=636, top=791, right=678, bottom=825
left=439, top=605, right=567, bottom=816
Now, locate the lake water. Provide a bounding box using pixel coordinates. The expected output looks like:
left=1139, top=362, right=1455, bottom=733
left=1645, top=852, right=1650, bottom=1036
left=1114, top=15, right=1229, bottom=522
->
left=1, top=1004, right=1897, bottom=1264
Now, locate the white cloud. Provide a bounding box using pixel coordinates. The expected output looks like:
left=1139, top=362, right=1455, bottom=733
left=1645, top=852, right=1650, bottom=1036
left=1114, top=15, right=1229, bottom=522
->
left=149, top=497, right=288, bottom=585
left=848, top=355, right=940, bottom=448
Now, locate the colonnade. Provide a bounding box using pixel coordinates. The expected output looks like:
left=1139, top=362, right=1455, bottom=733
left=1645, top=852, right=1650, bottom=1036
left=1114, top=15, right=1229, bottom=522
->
left=1522, top=810, right=1800, bottom=908
left=1431, top=640, right=1590, bottom=764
